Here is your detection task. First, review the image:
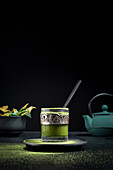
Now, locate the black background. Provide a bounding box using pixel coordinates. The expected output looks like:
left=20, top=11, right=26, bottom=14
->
left=0, top=6, right=113, bottom=132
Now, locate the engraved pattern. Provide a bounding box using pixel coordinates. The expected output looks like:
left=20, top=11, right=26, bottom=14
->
left=40, top=113, right=69, bottom=125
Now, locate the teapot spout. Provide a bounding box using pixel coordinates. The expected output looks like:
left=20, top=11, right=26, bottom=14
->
left=83, top=115, right=92, bottom=131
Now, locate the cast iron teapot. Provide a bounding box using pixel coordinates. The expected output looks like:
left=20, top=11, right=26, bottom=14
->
left=83, top=93, right=113, bottom=136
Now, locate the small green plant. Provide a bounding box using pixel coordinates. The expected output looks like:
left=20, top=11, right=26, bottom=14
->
left=0, top=103, right=36, bottom=118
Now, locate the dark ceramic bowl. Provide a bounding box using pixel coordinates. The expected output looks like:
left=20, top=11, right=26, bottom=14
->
left=0, top=116, right=26, bottom=134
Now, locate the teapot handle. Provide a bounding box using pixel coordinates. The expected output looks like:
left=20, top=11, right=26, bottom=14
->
left=88, top=93, right=113, bottom=116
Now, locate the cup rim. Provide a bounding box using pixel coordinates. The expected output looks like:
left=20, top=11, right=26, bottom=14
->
left=41, top=107, right=69, bottom=110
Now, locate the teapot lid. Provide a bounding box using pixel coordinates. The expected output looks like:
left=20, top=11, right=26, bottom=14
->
left=93, top=105, right=113, bottom=116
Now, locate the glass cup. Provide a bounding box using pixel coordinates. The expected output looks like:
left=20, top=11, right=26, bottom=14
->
left=40, top=108, right=69, bottom=142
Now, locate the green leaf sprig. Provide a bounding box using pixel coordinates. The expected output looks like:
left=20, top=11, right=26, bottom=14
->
left=0, top=103, right=36, bottom=118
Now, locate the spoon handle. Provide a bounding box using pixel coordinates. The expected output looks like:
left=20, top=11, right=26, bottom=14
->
left=63, top=80, right=82, bottom=108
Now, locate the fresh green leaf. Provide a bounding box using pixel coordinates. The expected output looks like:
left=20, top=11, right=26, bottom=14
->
left=26, top=106, right=36, bottom=113
left=24, top=113, right=31, bottom=118
left=19, top=103, right=29, bottom=112
left=18, top=111, right=28, bottom=116
left=9, top=111, right=18, bottom=116
left=0, top=104, right=36, bottom=117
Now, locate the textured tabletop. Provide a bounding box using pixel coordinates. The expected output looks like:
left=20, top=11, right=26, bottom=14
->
left=0, top=131, right=113, bottom=170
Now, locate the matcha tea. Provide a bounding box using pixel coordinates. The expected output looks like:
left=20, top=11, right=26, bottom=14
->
left=40, top=108, right=69, bottom=141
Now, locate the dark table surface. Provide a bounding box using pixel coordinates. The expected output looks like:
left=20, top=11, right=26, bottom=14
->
left=0, top=131, right=113, bottom=170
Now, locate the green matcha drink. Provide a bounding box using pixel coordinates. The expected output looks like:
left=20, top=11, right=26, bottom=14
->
left=40, top=108, right=69, bottom=141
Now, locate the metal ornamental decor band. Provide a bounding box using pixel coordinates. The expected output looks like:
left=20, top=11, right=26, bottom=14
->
left=40, top=113, right=69, bottom=125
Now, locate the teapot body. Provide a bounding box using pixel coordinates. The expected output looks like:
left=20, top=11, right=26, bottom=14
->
left=90, top=127, right=113, bottom=136
left=83, top=114, right=113, bottom=136
left=83, top=93, right=113, bottom=136
left=92, top=114, right=113, bottom=128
